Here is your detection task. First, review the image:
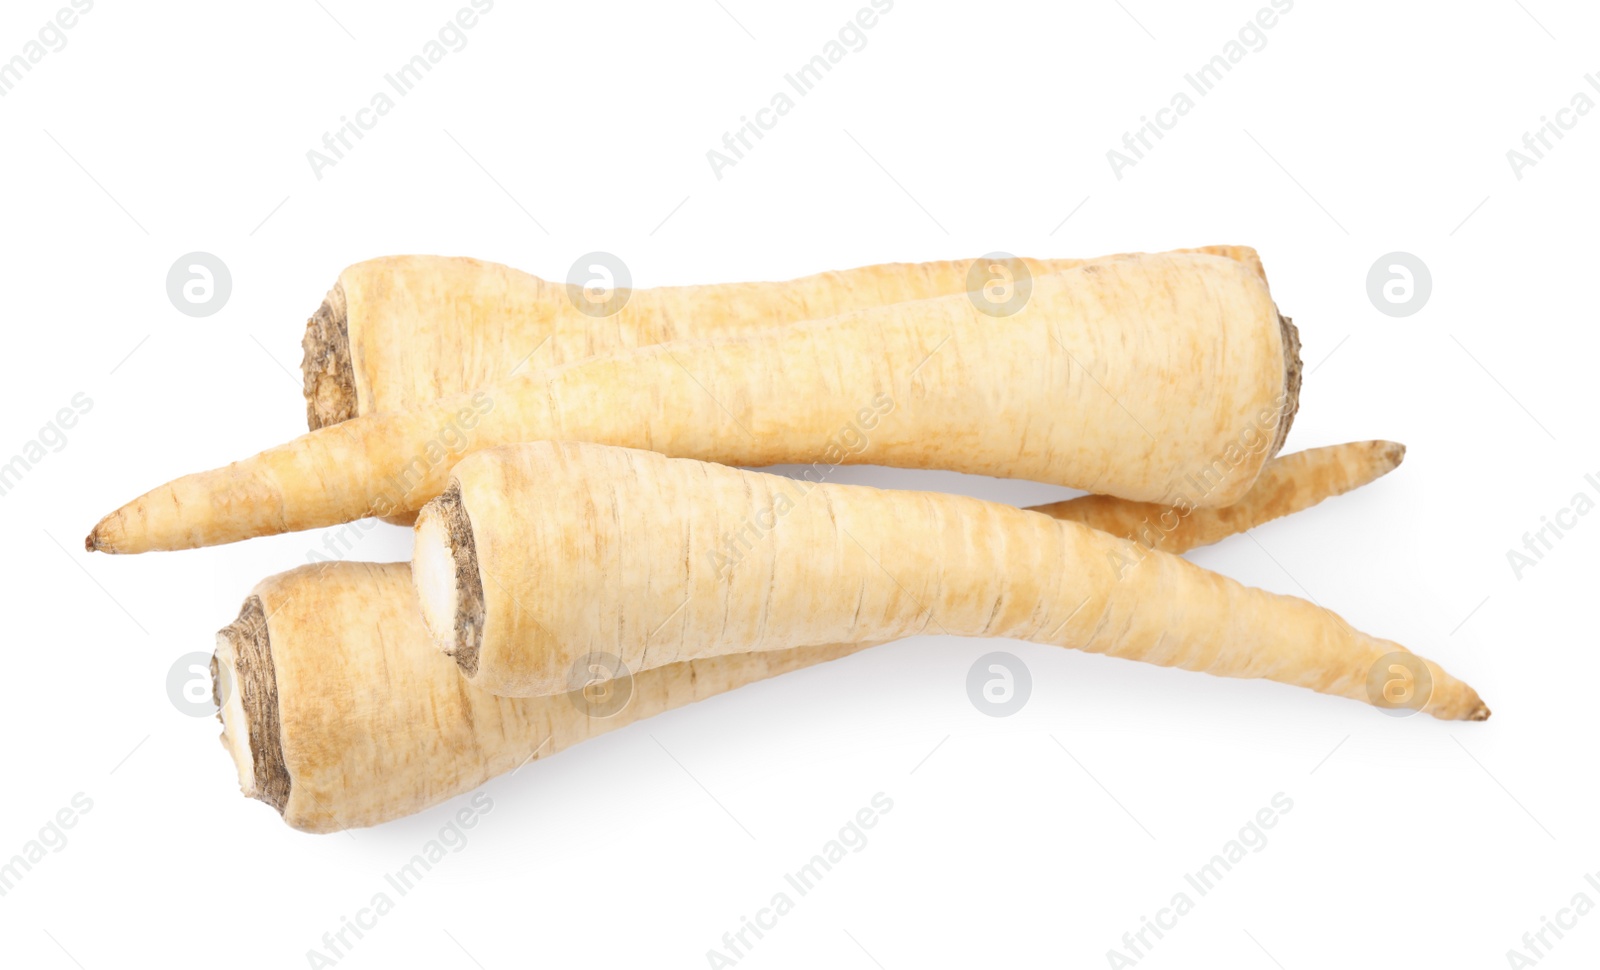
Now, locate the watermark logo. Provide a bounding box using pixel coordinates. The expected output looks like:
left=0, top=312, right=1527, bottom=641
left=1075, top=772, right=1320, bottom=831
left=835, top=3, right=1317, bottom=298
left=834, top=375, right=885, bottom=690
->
left=0, top=392, right=92, bottom=500
left=1365, top=252, right=1430, bottom=318
left=567, top=652, right=632, bottom=718
left=304, top=791, right=493, bottom=966
left=1108, top=391, right=1293, bottom=580
left=705, top=0, right=897, bottom=181
left=168, top=652, right=231, bottom=717
left=1104, top=792, right=1293, bottom=965
left=1506, top=73, right=1600, bottom=181
left=0, top=792, right=93, bottom=898
left=966, top=252, right=1032, bottom=317
left=707, top=392, right=895, bottom=578
left=1106, top=1, right=1295, bottom=180
left=0, top=1, right=95, bottom=100
left=1503, top=870, right=1600, bottom=967
left=967, top=651, right=1031, bottom=717
left=1364, top=651, right=1432, bottom=717
left=166, top=252, right=231, bottom=317
left=364, top=390, right=495, bottom=519
left=305, top=0, right=495, bottom=181
left=704, top=792, right=893, bottom=966
left=566, top=251, right=631, bottom=317
left=1505, top=471, right=1599, bottom=580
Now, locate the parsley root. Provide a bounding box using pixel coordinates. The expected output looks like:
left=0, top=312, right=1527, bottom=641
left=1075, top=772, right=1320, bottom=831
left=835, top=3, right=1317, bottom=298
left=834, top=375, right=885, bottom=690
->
left=213, top=560, right=869, bottom=832
left=302, top=246, right=1267, bottom=428
left=411, top=440, right=1485, bottom=720
left=90, top=253, right=1298, bottom=554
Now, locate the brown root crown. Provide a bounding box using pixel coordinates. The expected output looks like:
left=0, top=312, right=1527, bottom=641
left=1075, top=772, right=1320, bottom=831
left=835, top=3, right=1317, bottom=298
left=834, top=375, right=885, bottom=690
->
left=217, top=596, right=292, bottom=813
left=301, top=281, right=357, bottom=431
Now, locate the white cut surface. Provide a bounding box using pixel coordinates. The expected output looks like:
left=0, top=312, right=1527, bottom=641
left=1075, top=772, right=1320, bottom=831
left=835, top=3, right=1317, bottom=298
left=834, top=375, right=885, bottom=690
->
left=213, top=631, right=255, bottom=797
left=411, top=505, right=461, bottom=656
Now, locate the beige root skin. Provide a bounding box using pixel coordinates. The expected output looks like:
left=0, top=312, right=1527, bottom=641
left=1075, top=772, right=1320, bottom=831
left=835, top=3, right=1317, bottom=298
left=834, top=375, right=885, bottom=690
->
left=1031, top=440, right=1407, bottom=555
left=416, top=441, right=1486, bottom=721
left=211, top=561, right=871, bottom=833
left=411, top=440, right=1404, bottom=663
left=305, top=247, right=1269, bottom=428
left=314, top=249, right=1272, bottom=526
left=91, top=253, right=1296, bottom=554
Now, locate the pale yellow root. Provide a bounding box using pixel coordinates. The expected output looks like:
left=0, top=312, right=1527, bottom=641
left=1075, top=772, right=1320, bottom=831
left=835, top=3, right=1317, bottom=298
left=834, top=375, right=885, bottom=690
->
left=212, top=560, right=871, bottom=833
left=303, top=246, right=1268, bottom=429
left=317, top=246, right=1272, bottom=529
left=412, top=441, right=1487, bottom=721
left=1030, top=441, right=1407, bottom=554
left=89, top=253, right=1297, bottom=554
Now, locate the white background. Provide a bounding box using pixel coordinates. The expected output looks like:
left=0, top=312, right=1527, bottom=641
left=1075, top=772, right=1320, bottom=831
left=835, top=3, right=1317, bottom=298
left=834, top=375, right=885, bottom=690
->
left=1, top=1, right=1595, bottom=967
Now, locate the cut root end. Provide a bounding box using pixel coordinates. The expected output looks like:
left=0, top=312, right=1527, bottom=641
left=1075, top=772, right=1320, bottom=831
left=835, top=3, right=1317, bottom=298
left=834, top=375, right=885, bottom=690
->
left=301, top=280, right=357, bottom=431
left=213, top=635, right=255, bottom=798
left=413, top=483, right=486, bottom=677
left=1271, top=313, right=1302, bottom=458
left=214, top=596, right=291, bottom=814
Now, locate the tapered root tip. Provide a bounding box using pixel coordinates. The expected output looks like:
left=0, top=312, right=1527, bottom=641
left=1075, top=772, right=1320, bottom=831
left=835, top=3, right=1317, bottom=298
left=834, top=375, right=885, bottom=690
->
left=1466, top=702, right=1491, bottom=721
left=85, top=506, right=134, bottom=553
left=84, top=515, right=118, bottom=553
left=1377, top=440, right=1406, bottom=471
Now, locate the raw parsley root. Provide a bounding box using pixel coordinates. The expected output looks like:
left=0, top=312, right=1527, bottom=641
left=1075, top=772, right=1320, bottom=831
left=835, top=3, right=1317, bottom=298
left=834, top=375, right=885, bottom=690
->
left=410, top=440, right=1486, bottom=720
left=90, top=253, right=1298, bottom=554
left=214, top=447, right=1389, bottom=833
left=302, top=246, right=1267, bottom=429
left=213, top=560, right=869, bottom=833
